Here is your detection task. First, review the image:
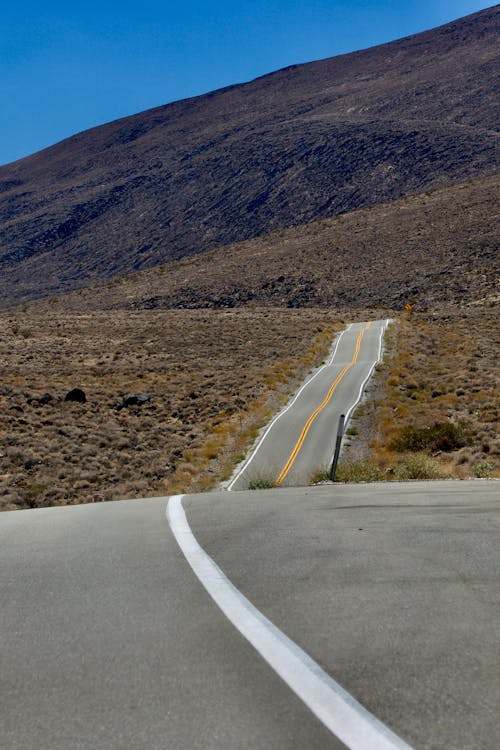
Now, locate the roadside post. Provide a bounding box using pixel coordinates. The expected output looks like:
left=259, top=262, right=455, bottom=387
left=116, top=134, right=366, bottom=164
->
left=329, top=413, right=345, bottom=481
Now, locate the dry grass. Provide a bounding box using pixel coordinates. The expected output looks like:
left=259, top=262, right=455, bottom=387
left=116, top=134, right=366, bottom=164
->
left=0, top=307, right=343, bottom=510
left=343, top=307, right=499, bottom=479
left=2, top=301, right=497, bottom=506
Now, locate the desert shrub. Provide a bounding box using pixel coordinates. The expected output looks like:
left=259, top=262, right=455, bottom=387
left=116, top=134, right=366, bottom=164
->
left=309, top=467, right=330, bottom=483
left=394, top=453, right=442, bottom=480
left=200, top=438, right=222, bottom=460
left=454, top=448, right=472, bottom=466
left=335, top=460, right=384, bottom=483
left=20, top=482, right=47, bottom=507
left=389, top=421, right=469, bottom=453
left=247, top=477, right=275, bottom=490
left=472, top=461, right=493, bottom=478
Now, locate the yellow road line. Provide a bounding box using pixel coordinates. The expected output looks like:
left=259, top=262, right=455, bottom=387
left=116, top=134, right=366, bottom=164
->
left=275, top=323, right=370, bottom=486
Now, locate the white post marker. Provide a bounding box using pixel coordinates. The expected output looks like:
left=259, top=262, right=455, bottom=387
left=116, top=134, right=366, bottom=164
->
left=330, top=319, right=390, bottom=469
left=167, top=494, right=414, bottom=750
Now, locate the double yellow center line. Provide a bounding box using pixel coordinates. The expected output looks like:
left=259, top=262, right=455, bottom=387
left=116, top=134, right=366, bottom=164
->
left=275, top=323, right=370, bottom=486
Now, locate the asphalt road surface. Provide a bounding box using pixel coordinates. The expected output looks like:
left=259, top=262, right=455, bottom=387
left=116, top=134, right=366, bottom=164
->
left=228, top=320, right=388, bottom=491
left=1, top=480, right=498, bottom=749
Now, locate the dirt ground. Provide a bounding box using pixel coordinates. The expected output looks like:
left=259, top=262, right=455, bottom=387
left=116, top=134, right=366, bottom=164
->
left=0, top=307, right=345, bottom=510
left=342, top=307, right=499, bottom=480
left=2, top=305, right=497, bottom=511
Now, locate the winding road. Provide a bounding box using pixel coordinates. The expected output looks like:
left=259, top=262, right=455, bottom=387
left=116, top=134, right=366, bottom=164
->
left=228, top=319, right=388, bottom=490
left=1, top=320, right=498, bottom=749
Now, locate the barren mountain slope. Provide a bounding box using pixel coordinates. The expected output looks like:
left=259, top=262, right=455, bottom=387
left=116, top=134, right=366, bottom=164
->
left=0, top=5, right=498, bottom=306
left=25, top=173, right=497, bottom=314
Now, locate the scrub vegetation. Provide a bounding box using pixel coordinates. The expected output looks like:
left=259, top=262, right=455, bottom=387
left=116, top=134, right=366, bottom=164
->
left=339, top=308, right=499, bottom=481
left=0, top=308, right=343, bottom=510
left=247, top=477, right=277, bottom=490
left=1, top=8, right=497, bottom=505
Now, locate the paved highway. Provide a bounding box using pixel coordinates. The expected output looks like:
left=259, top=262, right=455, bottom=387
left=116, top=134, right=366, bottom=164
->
left=1, top=481, right=498, bottom=749
left=228, top=320, right=389, bottom=491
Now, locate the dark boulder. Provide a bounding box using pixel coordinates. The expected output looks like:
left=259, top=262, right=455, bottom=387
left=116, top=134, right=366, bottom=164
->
left=122, top=393, right=151, bottom=407
left=65, top=388, right=86, bottom=403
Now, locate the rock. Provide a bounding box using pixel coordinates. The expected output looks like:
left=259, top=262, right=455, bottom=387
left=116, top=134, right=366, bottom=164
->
left=65, top=388, right=86, bottom=403
left=27, top=393, right=53, bottom=406
left=122, top=393, right=151, bottom=407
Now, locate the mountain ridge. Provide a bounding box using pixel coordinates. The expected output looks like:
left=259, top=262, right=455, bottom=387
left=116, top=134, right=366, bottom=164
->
left=0, top=5, right=498, bottom=307
left=20, top=172, right=496, bottom=314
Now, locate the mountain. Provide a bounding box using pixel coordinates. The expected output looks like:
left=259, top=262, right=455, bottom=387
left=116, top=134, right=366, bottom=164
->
left=27, top=173, right=498, bottom=314
left=0, top=5, right=498, bottom=307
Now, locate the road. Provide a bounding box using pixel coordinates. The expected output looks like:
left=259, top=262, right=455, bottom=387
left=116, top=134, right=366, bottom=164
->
left=228, top=319, right=389, bottom=491
left=1, top=481, right=498, bottom=749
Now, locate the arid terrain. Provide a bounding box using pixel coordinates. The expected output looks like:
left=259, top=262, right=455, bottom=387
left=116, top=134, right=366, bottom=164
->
left=2, top=170, right=498, bottom=510
left=0, top=5, right=497, bottom=307
left=0, top=307, right=349, bottom=510
left=0, top=6, right=497, bottom=511
left=2, top=301, right=497, bottom=511
left=339, top=308, right=499, bottom=481
left=33, top=173, right=497, bottom=313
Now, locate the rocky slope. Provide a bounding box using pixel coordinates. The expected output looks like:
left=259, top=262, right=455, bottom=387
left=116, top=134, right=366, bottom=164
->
left=0, top=5, right=498, bottom=306
left=27, top=173, right=498, bottom=314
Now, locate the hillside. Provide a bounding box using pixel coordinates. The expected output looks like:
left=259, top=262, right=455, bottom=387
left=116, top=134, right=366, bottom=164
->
left=26, top=173, right=498, bottom=314
left=0, top=5, right=498, bottom=307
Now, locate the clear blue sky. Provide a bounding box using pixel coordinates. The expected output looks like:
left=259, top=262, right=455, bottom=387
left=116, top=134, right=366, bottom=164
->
left=0, top=1, right=493, bottom=165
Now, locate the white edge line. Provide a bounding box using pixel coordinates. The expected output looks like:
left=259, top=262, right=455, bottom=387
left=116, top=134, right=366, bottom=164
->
left=342, top=318, right=390, bottom=430
left=167, top=494, right=414, bottom=750
left=227, top=323, right=353, bottom=490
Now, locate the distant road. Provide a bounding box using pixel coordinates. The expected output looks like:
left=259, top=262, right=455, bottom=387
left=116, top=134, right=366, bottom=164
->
left=228, top=319, right=389, bottom=490
left=1, top=481, right=498, bottom=749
